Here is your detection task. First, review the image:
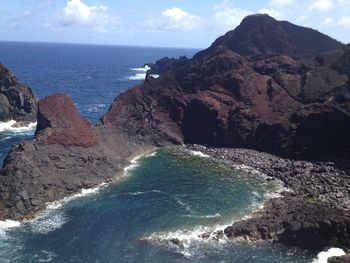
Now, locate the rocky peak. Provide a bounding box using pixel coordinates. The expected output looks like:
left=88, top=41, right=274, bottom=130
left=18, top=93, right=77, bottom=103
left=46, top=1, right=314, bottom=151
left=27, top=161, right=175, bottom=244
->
left=0, top=63, right=37, bottom=123
left=35, top=93, right=98, bottom=147
left=194, top=14, right=343, bottom=60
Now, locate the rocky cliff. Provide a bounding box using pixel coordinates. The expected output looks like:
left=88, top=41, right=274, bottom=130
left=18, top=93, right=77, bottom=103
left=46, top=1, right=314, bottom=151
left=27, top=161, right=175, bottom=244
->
left=101, top=15, right=350, bottom=160
left=0, top=63, right=37, bottom=123
left=0, top=94, right=152, bottom=220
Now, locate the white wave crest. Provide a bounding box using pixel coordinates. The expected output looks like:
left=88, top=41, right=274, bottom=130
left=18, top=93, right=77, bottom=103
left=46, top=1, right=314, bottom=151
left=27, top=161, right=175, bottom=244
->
left=125, top=190, right=163, bottom=196
left=129, top=66, right=159, bottom=80
left=46, top=183, right=107, bottom=210
left=123, top=155, right=144, bottom=177
left=128, top=73, right=159, bottom=80
left=0, top=220, right=21, bottom=228
left=128, top=73, right=147, bottom=80
left=313, top=247, right=346, bottom=263
left=0, top=120, right=37, bottom=134
left=0, top=220, right=21, bottom=239
left=131, top=65, right=151, bottom=72
left=26, top=183, right=107, bottom=234
left=183, top=213, right=221, bottom=219
left=145, top=223, right=229, bottom=248
left=188, top=150, right=210, bottom=158
left=27, top=211, right=67, bottom=234
left=145, top=151, right=157, bottom=158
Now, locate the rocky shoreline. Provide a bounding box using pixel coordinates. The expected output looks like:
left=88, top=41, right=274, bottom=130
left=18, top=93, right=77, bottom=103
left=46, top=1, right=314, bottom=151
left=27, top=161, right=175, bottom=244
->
left=0, top=94, right=154, bottom=221
left=181, top=145, right=350, bottom=255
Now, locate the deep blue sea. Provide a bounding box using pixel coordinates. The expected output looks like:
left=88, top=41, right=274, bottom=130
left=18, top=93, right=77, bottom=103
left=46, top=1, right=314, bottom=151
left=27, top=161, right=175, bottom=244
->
left=0, top=42, right=318, bottom=262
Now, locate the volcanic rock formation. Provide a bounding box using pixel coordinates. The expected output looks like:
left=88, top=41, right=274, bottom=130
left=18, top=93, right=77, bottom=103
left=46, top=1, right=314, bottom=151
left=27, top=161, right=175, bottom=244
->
left=0, top=94, right=151, bottom=220
left=101, top=15, right=350, bottom=160
left=0, top=63, right=37, bottom=123
left=35, top=93, right=98, bottom=147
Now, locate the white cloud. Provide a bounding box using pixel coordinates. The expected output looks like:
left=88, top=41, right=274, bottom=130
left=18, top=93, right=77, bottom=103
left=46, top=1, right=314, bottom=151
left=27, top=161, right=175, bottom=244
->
left=213, top=0, right=252, bottom=31
left=59, top=0, right=116, bottom=33
left=336, top=16, right=350, bottom=27
left=158, top=7, right=201, bottom=31
left=321, top=17, right=334, bottom=26
left=309, top=0, right=334, bottom=11
left=269, top=0, right=295, bottom=6
left=258, top=8, right=283, bottom=19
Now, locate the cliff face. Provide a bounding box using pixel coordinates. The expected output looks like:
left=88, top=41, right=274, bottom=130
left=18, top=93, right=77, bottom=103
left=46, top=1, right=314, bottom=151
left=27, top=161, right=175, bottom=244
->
left=101, top=16, right=350, bottom=160
left=0, top=64, right=37, bottom=123
left=35, top=93, right=98, bottom=147
left=0, top=94, right=151, bottom=220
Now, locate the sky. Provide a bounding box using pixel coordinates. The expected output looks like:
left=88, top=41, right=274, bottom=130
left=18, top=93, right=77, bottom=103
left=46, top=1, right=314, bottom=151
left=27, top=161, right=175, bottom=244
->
left=0, top=0, right=349, bottom=48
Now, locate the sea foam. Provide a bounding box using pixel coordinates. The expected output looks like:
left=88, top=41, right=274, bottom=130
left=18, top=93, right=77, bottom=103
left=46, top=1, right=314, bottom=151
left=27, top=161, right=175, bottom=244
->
left=0, top=120, right=37, bottom=134
left=128, top=65, right=159, bottom=80
left=0, top=220, right=21, bottom=229
left=28, top=183, right=107, bottom=234
left=188, top=150, right=210, bottom=158
left=123, top=154, right=145, bottom=177
left=312, top=247, right=346, bottom=263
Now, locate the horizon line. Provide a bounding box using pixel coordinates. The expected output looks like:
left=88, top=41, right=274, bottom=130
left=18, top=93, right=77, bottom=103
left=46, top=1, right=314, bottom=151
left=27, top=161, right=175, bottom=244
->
left=0, top=40, right=203, bottom=50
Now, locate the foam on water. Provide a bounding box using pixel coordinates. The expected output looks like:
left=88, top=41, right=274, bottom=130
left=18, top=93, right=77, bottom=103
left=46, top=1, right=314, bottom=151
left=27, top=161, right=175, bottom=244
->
left=26, top=183, right=108, bottom=234
left=0, top=220, right=21, bottom=229
left=312, top=247, right=346, bottom=263
left=124, top=190, right=164, bottom=196
left=128, top=65, right=159, bottom=80
left=123, top=154, right=146, bottom=176
left=0, top=120, right=37, bottom=134
left=46, top=183, right=107, bottom=210
left=28, top=211, right=67, bottom=234
left=131, top=65, right=151, bottom=72
left=183, top=213, right=221, bottom=219
left=188, top=150, right=210, bottom=158
left=0, top=220, right=21, bottom=239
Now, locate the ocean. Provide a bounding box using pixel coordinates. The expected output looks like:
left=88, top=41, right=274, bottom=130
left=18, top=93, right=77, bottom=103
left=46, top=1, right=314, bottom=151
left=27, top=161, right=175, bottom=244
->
left=0, top=42, right=317, bottom=262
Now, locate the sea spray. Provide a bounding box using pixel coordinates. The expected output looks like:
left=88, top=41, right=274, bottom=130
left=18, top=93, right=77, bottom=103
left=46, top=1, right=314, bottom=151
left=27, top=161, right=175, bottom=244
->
left=123, top=151, right=157, bottom=177
left=26, top=183, right=108, bottom=234
left=312, top=248, right=346, bottom=263
left=128, top=65, right=159, bottom=80
left=0, top=121, right=37, bottom=134
left=188, top=150, right=210, bottom=158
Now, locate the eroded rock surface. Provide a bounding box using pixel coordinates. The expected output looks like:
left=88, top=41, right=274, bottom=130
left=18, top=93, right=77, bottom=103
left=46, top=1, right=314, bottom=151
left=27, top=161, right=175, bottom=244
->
left=0, top=64, right=37, bottom=123
left=101, top=40, right=350, bottom=159
left=35, top=93, right=98, bottom=147
left=0, top=94, right=152, bottom=220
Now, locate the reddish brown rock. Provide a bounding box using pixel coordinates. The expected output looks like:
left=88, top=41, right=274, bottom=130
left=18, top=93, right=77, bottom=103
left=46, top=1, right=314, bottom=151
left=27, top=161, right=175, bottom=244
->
left=35, top=93, right=98, bottom=147
left=101, top=15, right=350, bottom=160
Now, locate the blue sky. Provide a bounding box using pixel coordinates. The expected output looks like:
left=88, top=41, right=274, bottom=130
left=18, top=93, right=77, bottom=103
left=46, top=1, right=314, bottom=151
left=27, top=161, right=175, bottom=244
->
left=0, top=0, right=349, bottom=48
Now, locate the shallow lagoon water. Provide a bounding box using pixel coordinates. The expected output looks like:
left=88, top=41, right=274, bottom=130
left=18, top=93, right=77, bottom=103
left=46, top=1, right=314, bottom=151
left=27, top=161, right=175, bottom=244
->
left=0, top=148, right=315, bottom=262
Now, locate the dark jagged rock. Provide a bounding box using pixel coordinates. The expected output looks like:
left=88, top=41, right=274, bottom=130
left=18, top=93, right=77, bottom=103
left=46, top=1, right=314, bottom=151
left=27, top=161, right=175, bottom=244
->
left=328, top=255, right=350, bottom=263
left=0, top=64, right=37, bottom=123
left=184, top=145, right=350, bottom=251
left=224, top=195, right=350, bottom=250
left=101, top=39, right=350, bottom=160
left=146, top=56, right=188, bottom=75
left=194, top=14, right=343, bottom=60
left=35, top=93, right=98, bottom=147
left=0, top=93, right=152, bottom=220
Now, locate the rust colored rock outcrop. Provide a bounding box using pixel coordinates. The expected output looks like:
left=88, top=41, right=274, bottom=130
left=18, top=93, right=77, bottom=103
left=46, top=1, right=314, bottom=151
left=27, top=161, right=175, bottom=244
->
left=35, top=93, right=98, bottom=147
left=101, top=15, right=350, bottom=160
